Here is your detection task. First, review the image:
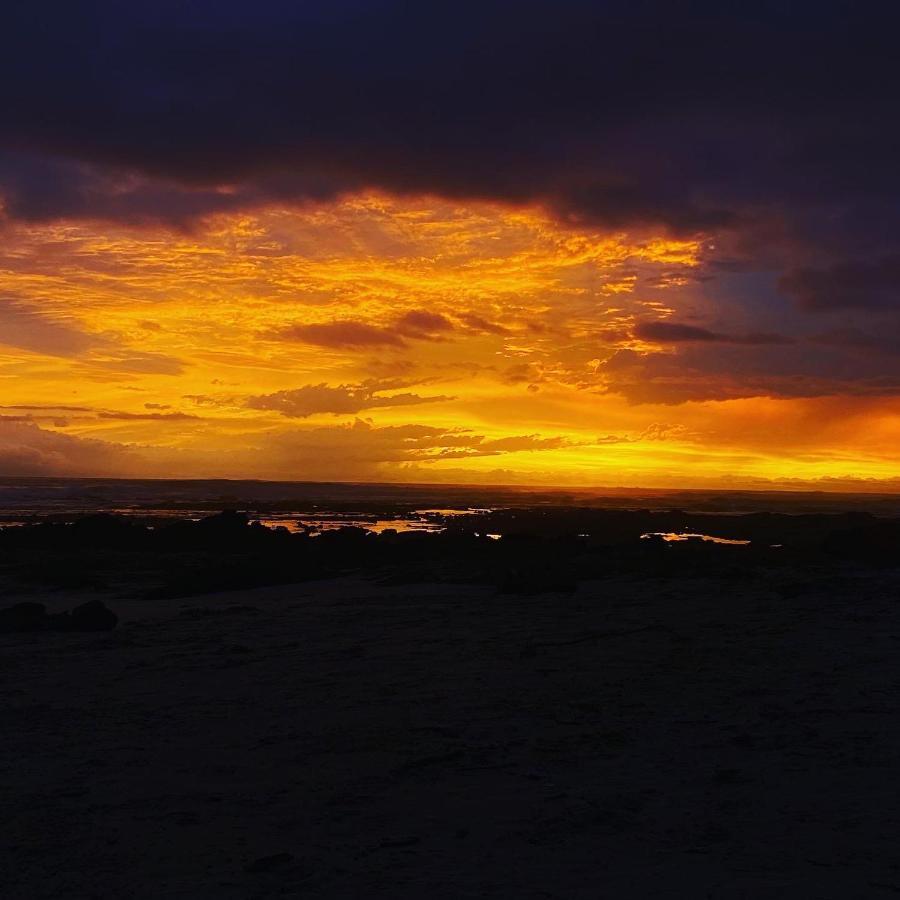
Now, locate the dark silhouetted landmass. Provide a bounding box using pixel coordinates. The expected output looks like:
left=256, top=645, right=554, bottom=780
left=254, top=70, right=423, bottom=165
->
left=0, top=505, right=897, bottom=602
left=4, top=496, right=900, bottom=897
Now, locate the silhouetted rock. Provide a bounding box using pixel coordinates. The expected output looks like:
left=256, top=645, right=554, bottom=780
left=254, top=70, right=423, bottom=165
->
left=69, top=599, right=118, bottom=631
left=0, top=599, right=117, bottom=633
left=0, top=504, right=895, bottom=599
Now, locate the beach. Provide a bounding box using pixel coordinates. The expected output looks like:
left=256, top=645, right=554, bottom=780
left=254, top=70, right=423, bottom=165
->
left=4, top=570, right=899, bottom=898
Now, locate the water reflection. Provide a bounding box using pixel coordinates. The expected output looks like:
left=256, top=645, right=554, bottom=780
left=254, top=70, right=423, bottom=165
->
left=257, top=517, right=444, bottom=535
left=256, top=507, right=493, bottom=535
left=640, top=531, right=751, bottom=546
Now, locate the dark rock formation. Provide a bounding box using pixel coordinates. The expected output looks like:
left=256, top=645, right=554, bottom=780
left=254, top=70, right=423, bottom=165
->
left=0, top=600, right=118, bottom=633
left=69, top=599, right=118, bottom=631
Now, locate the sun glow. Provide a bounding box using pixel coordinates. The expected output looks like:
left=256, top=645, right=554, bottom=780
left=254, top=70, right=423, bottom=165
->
left=0, top=193, right=898, bottom=487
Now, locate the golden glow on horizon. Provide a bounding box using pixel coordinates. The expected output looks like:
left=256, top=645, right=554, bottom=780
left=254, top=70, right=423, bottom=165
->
left=2, top=192, right=900, bottom=488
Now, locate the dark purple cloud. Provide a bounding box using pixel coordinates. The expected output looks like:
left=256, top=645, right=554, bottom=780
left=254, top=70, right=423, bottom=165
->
left=780, top=257, right=900, bottom=311
left=602, top=334, right=900, bottom=404
left=635, top=321, right=793, bottom=345
left=0, top=1, right=898, bottom=246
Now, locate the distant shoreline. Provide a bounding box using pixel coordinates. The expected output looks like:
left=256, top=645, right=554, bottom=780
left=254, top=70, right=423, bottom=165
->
left=2, top=473, right=900, bottom=499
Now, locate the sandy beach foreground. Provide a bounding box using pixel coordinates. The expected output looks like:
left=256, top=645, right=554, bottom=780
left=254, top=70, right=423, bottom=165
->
left=3, top=572, right=900, bottom=898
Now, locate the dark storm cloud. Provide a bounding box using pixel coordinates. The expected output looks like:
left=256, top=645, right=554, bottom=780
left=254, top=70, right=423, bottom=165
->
left=810, top=327, right=900, bottom=355
left=1, top=0, right=899, bottom=245
left=779, top=257, right=900, bottom=311
left=602, top=336, right=900, bottom=405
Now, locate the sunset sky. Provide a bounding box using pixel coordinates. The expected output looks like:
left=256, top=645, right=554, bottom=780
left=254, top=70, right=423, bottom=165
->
left=3, top=2, right=900, bottom=488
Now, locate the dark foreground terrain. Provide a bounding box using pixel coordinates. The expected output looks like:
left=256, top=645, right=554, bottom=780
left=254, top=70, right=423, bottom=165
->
left=2, top=509, right=900, bottom=897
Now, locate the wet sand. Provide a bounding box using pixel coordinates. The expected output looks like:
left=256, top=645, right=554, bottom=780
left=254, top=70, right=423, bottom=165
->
left=3, top=571, right=900, bottom=898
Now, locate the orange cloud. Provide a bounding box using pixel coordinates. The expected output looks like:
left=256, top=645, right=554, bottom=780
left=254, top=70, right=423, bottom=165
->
left=0, top=192, right=897, bottom=488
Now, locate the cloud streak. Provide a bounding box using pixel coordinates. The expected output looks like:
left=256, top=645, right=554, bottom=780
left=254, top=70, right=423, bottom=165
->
left=276, top=321, right=405, bottom=349
left=634, top=321, right=793, bottom=346
left=246, top=382, right=454, bottom=417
